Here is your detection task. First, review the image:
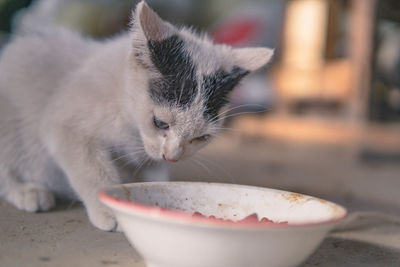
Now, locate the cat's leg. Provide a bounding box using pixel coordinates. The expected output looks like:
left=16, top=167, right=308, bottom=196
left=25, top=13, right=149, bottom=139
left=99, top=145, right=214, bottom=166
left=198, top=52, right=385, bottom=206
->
left=46, top=133, right=121, bottom=231
left=141, top=162, right=170, bottom=182
left=0, top=88, right=56, bottom=212
left=0, top=164, right=55, bottom=212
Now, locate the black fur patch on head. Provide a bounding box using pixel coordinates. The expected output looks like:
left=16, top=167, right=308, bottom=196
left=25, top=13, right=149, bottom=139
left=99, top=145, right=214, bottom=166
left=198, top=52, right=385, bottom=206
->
left=147, top=35, right=198, bottom=108
left=201, top=67, right=249, bottom=121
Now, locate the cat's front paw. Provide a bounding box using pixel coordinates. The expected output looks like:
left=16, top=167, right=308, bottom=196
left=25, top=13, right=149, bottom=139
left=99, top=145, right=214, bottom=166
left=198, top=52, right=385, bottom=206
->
left=87, top=203, right=121, bottom=232
left=6, top=183, right=55, bottom=212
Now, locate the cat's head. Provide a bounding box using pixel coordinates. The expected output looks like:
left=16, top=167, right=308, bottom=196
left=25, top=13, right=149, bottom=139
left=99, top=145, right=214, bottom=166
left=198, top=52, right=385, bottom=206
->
left=127, top=1, right=273, bottom=162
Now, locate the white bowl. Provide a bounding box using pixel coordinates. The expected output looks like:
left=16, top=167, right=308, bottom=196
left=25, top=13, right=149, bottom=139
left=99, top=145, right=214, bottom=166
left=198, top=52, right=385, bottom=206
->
left=99, top=182, right=347, bottom=267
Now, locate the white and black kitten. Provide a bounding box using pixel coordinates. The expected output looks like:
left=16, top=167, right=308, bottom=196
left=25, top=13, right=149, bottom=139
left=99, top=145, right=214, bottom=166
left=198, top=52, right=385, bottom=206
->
left=0, top=1, right=273, bottom=231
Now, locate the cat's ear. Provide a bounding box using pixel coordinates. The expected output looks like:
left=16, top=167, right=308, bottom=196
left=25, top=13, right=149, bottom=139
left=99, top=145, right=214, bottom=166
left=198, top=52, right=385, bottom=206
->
left=232, top=47, right=274, bottom=72
left=132, top=1, right=175, bottom=41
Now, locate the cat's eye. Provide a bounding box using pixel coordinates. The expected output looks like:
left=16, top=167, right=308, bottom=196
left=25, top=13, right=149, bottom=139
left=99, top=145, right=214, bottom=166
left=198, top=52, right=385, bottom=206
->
left=192, top=134, right=211, bottom=143
left=153, top=116, right=169, bottom=130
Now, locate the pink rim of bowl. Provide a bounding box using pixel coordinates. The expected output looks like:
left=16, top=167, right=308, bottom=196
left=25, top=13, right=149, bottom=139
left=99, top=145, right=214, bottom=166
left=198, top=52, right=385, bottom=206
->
left=98, top=189, right=348, bottom=229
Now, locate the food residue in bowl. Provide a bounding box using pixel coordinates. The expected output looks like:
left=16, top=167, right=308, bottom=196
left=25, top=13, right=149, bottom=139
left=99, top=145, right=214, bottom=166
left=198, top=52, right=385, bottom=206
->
left=192, top=212, right=288, bottom=225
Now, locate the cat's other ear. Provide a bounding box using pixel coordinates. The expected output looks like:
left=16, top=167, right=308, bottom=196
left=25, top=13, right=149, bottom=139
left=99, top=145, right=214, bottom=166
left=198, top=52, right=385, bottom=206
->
left=232, top=47, right=274, bottom=72
left=132, top=1, right=175, bottom=41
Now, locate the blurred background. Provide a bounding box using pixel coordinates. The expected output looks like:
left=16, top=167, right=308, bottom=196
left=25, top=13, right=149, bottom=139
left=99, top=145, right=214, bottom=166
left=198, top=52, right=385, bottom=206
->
left=1, top=0, right=400, bottom=211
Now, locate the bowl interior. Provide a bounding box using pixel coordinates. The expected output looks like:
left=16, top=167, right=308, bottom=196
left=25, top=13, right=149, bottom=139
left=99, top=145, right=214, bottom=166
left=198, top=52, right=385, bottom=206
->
left=100, top=182, right=347, bottom=226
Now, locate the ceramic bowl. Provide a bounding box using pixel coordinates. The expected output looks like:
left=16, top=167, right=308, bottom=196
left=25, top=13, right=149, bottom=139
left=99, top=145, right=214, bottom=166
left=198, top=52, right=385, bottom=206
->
left=99, top=182, right=347, bottom=267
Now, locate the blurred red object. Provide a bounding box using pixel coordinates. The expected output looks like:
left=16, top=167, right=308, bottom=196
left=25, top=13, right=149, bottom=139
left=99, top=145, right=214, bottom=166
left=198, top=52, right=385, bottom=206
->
left=211, top=19, right=262, bottom=46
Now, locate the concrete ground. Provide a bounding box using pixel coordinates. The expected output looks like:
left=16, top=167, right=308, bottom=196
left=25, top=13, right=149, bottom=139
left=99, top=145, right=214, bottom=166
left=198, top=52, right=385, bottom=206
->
left=1, top=133, right=400, bottom=266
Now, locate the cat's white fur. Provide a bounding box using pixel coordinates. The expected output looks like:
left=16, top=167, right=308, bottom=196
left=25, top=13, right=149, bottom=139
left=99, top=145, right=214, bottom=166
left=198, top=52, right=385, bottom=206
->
left=0, top=1, right=273, bottom=231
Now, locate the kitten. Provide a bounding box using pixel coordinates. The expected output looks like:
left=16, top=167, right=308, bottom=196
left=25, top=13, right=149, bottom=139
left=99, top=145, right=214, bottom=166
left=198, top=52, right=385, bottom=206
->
left=0, top=1, right=273, bottom=231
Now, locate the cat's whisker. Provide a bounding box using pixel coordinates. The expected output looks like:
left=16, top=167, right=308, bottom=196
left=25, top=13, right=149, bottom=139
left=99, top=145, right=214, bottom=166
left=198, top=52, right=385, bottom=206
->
left=111, top=154, right=147, bottom=169
left=208, top=126, right=243, bottom=133
left=110, top=149, right=146, bottom=164
left=209, top=133, right=223, bottom=140
left=111, top=145, right=146, bottom=151
left=110, top=153, right=131, bottom=164
left=188, top=160, right=202, bottom=181
left=217, top=104, right=263, bottom=117
left=123, top=150, right=147, bottom=164
left=208, top=104, right=267, bottom=123
left=212, top=110, right=266, bottom=124
left=195, top=154, right=235, bottom=183
left=177, top=82, right=185, bottom=106
left=132, top=156, right=151, bottom=179
left=191, top=157, right=212, bottom=178
left=215, top=110, right=265, bottom=122
left=131, top=158, right=147, bottom=178
left=108, top=142, right=145, bottom=153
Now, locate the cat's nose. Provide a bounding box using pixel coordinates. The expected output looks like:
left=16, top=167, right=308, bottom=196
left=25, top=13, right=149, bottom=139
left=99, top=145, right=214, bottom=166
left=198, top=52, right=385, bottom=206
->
left=163, top=146, right=183, bottom=162
left=163, top=154, right=178, bottom=162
